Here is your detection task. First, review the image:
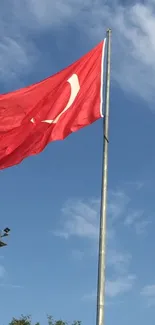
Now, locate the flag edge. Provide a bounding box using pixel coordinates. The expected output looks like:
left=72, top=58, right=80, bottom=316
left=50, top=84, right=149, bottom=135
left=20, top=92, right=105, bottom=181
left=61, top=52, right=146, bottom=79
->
left=100, top=38, right=106, bottom=118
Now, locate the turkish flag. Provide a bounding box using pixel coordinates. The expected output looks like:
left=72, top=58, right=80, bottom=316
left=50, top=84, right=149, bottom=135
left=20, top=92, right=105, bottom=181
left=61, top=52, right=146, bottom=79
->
left=0, top=40, right=105, bottom=169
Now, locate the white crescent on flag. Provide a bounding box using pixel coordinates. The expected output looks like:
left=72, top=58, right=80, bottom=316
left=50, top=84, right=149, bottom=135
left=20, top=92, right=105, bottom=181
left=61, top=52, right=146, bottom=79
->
left=31, top=73, right=80, bottom=125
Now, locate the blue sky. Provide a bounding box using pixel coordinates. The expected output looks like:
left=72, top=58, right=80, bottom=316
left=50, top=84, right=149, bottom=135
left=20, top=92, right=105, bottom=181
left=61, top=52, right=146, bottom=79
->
left=0, top=0, right=155, bottom=324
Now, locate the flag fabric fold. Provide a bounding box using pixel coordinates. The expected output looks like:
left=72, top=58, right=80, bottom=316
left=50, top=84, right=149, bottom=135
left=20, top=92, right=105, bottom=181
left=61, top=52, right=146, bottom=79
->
left=0, top=40, right=105, bottom=169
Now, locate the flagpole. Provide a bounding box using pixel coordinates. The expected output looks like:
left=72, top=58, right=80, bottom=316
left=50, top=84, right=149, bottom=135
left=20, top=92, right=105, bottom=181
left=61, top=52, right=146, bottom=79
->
left=96, top=29, right=111, bottom=325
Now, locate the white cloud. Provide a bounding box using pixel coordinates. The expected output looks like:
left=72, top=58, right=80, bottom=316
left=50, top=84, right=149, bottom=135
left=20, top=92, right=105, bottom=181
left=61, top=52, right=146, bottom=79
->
left=141, top=284, right=155, bottom=296
left=82, top=275, right=136, bottom=301
left=100, top=0, right=155, bottom=103
left=106, top=275, right=136, bottom=297
left=107, top=250, right=131, bottom=274
left=108, top=190, right=130, bottom=221
left=0, top=260, right=22, bottom=288
left=0, top=2, right=38, bottom=86
left=123, top=180, right=145, bottom=191
left=141, top=284, right=155, bottom=306
left=26, top=0, right=76, bottom=28
left=54, top=199, right=99, bottom=240
left=55, top=185, right=149, bottom=242
left=54, top=191, right=130, bottom=240
left=135, top=219, right=151, bottom=235
left=54, top=190, right=137, bottom=300
left=0, top=37, right=37, bottom=83
left=0, top=264, right=23, bottom=289
left=124, top=210, right=150, bottom=235
left=0, top=283, right=23, bottom=289
left=62, top=192, right=126, bottom=243
left=124, top=210, right=144, bottom=226
left=54, top=182, right=152, bottom=301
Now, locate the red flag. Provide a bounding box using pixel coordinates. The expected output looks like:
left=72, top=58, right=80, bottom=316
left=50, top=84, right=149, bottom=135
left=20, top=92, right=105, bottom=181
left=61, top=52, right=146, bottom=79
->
left=0, top=40, right=105, bottom=169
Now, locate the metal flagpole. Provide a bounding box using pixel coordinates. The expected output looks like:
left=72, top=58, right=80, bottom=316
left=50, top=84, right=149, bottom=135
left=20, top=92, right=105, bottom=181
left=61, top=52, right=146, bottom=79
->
left=96, top=28, right=112, bottom=325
